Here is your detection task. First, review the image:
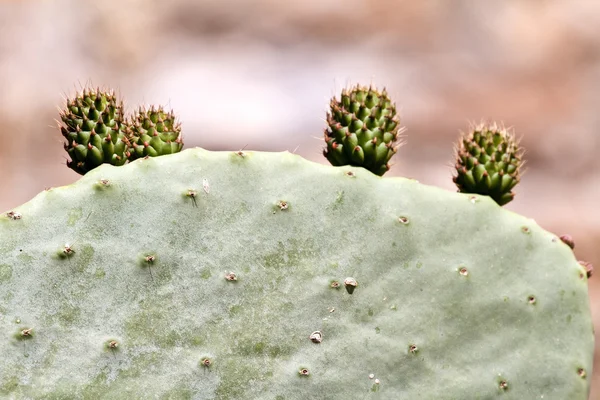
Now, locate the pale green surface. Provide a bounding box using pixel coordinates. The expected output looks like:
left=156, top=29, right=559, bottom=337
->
left=0, top=148, right=594, bottom=399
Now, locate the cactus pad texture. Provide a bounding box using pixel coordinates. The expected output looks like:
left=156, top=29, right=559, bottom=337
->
left=323, top=84, right=402, bottom=176
left=453, top=122, right=523, bottom=205
left=126, top=105, right=183, bottom=160
left=59, top=87, right=129, bottom=175
left=0, top=149, right=593, bottom=399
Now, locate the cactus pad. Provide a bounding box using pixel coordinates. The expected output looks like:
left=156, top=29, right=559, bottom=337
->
left=0, top=149, right=593, bottom=399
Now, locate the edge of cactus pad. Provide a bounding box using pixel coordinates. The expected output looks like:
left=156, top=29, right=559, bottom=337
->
left=0, top=148, right=594, bottom=399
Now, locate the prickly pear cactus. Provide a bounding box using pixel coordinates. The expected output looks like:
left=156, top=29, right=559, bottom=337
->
left=59, top=87, right=129, bottom=175
left=323, top=85, right=402, bottom=176
left=0, top=149, right=593, bottom=399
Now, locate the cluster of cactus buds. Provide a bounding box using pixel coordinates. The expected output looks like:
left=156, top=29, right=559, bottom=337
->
left=59, top=86, right=184, bottom=175
left=58, top=83, right=541, bottom=212
left=62, top=83, right=523, bottom=208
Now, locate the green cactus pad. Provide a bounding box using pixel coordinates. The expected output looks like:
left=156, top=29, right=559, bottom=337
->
left=453, top=122, right=523, bottom=205
left=59, top=87, right=129, bottom=175
left=323, top=84, right=402, bottom=176
left=126, top=105, right=183, bottom=160
left=0, top=149, right=593, bottom=399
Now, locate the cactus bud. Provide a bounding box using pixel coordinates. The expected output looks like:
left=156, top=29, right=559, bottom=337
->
left=453, top=122, right=523, bottom=206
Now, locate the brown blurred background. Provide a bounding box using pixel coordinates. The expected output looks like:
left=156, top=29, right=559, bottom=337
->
left=1, top=0, right=599, bottom=397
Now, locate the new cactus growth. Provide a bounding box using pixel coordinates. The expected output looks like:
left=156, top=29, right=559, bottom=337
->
left=60, top=87, right=129, bottom=175
left=126, top=105, right=183, bottom=160
left=453, top=122, right=523, bottom=205
left=323, top=84, right=402, bottom=176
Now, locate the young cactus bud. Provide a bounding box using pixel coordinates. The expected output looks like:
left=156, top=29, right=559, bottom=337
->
left=453, top=122, right=523, bottom=206
left=323, top=84, right=403, bottom=176
left=125, top=105, right=183, bottom=160
left=59, top=87, right=129, bottom=175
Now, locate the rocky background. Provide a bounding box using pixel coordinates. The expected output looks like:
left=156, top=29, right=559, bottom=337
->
left=1, top=0, right=599, bottom=396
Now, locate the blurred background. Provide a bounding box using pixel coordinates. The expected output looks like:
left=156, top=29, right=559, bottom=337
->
left=1, top=0, right=599, bottom=396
